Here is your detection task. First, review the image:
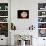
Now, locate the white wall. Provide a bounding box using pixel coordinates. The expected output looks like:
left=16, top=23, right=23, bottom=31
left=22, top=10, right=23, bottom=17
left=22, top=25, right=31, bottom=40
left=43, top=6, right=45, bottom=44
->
left=11, top=0, right=38, bottom=45
left=11, top=0, right=38, bottom=30
left=11, top=0, right=46, bottom=46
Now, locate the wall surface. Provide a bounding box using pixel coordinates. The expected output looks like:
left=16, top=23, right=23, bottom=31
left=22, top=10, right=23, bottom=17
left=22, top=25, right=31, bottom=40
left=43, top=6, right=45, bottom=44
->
left=11, top=0, right=46, bottom=46
left=11, top=0, right=38, bottom=30
left=0, top=0, right=46, bottom=46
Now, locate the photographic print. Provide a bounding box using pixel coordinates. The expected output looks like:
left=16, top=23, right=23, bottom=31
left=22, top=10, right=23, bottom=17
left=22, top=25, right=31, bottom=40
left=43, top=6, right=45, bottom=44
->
left=0, top=11, right=8, bottom=16
left=38, top=11, right=46, bottom=16
left=38, top=3, right=46, bottom=10
left=18, top=10, right=29, bottom=19
left=38, top=17, right=46, bottom=22
left=38, top=23, right=46, bottom=28
left=0, top=23, right=8, bottom=37
left=38, top=29, right=46, bottom=37
left=0, top=17, right=8, bottom=22
left=0, top=3, right=8, bottom=10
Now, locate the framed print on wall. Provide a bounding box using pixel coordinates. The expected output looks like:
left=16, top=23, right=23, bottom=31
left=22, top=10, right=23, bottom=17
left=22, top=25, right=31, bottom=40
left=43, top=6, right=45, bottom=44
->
left=38, top=29, right=46, bottom=37
left=17, top=10, right=29, bottom=19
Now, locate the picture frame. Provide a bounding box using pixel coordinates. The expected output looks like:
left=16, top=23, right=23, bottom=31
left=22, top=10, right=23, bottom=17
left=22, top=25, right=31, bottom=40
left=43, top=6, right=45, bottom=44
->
left=17, top=10, right=29, bottom=19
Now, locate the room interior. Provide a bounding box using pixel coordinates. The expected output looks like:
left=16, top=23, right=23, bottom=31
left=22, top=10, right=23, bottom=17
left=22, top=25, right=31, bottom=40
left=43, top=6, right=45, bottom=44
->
left=0, top=0, right=46, bottom=46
